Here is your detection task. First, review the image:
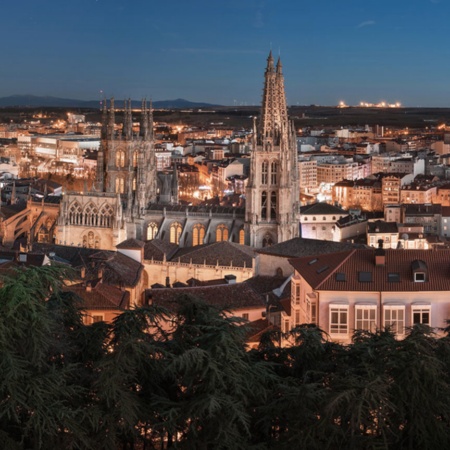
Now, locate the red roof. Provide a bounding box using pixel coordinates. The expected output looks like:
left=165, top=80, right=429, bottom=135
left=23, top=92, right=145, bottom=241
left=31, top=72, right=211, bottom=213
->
left=289, top=249, right=450, bottom=292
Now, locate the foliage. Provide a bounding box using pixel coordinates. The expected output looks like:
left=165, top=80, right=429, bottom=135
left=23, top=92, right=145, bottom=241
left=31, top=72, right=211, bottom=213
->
left=1, top=267, right=450, bottom=449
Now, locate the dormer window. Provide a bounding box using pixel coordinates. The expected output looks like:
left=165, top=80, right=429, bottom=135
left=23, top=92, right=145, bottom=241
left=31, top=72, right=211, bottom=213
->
left=414, top=272, right=426, bottom=282
left=412, top=259, right=428, bottom=282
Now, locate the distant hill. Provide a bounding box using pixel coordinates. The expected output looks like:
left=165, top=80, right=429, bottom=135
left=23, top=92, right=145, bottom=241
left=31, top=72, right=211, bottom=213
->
left=0, top=95, right=221, bottom=109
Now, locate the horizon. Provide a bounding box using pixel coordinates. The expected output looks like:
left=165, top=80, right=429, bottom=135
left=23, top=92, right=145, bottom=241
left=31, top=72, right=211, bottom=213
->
left=2, top=1, right=450, bottom=107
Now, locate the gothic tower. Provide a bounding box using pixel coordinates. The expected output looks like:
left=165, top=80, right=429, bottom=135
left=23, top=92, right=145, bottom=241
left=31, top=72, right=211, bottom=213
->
left=95, top=98, right=157, bottom=219
left=245, top=52, right=300, bottom=247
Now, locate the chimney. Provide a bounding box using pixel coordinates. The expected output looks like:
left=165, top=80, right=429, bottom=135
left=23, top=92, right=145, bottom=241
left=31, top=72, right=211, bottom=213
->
left=375, top=239, right=386, bottom=266
left=224, top=274, right=237, bottom=284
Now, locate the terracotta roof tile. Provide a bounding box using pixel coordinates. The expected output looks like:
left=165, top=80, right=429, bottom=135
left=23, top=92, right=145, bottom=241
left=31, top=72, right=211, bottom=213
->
left=66, top=283, right=129, bottom=310
left=290, top=249, right=450, bottom=292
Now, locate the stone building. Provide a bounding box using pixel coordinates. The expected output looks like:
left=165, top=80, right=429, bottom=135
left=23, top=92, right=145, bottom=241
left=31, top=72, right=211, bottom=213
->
left=55, top=53, right=300, bottom=251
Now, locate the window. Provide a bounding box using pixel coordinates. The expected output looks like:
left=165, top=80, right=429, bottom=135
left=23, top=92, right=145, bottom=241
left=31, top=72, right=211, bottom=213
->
left=261, top=161, right=268, bottom=184
left=147, top=222, right=158, bottom=240
left=116, top=150, right=125, bottom=167
left=270, top=161, right=278, bottom=185
left=330, top=306, right=348, bottom=335
left=239, top=228, right=245, bottom=245
left=358, top=271, right=372, bottom=282
left=92, top=315, right=104, bottom=324
left=414, top=272, right=426, bottom=282
left=242, top=313, right=249, bottom=320
left=270, top=191, right=277, bottom=220
left=293, top=283, right=300, bottom=305
left=193, top=224, right=206, bottom=246
left=384, top=306, right=405, bottom=335
left=261, top=191, right=268, bottom=220
left=216, top=224, right=228, bottom=242
left=388, top=273, right=400, bottom=283
left=412, top=306, right=430, bottom=326
left=283, top=318, right=290, bottom=333
left=115, top=177, right=125, bottom=194
left=295, top=310, right=301, bottom=326
left=355, top=305, right=377, bottom=332
left=170, top=222, right=183, bottom=244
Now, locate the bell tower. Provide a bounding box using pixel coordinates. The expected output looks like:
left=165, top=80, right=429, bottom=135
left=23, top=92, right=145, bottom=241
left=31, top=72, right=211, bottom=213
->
left=245, top=52, right=300, bottom=247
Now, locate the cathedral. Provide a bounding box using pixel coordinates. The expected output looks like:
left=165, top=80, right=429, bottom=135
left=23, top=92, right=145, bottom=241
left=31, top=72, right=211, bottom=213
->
left=55, top=52, right=300, bottom=250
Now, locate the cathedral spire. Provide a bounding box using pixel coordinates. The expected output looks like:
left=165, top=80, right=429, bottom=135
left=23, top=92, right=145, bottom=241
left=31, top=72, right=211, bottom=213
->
left=108, top=97, right=115, bottom=138
left=259, top=51, right=288, bottom=146
left=101, top=97, right=108, bottom=140
left=123, top=98, right=132, bottom=139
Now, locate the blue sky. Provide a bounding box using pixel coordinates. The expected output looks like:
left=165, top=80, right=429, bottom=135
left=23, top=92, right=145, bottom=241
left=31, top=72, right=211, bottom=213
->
left=1, top=0, right=450, bottom=106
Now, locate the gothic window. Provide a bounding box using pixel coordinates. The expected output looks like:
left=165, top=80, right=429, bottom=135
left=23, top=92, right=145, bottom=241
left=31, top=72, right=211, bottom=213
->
left=270, top=191, right=277, bottom=220
left=116, top=150, right=125, bottom=168
left=115, top=177, right=125, bottom=194
left=133, top=176, right=137, bottom=191
left=216, top=224, right=229, bottom=242
left=69, top=201, right=82, bottom=225
left=99, top=204, right=114, bottom=227
left=38, top=225, right=49, bottom=243
left=261, top=160, right=268, bottom=184
left=170, top=222, right=183, bottom=245
left=261, top=191, right=268, bottom=221
left=270, top=161, right=278, bottom=185
left=239, top=228, right=245, bottom=245
left=84, top=203, right=98, bottom=226
left=193, top=224, right=206, bottom=246
left=133, top=151, right=138, bottom=167
left=147, top=222, right=158, bottom=240
left=262, top=233, right=273, bottom=247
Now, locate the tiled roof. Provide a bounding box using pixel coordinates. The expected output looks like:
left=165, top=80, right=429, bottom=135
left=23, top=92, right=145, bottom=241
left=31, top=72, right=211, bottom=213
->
left=149, top=282, right=266, bottom=311
left=289, top=248, right=450, bottom=292
left=143, top=240, right=179, bottom=261
left=116, top=238, right=145, bottom=249
left=367, top=220, right=398, bottom=233
left=300, top=203, right=347, bottom=216
left=66, top=282, right=129, bottom=310
left=257, top=237, right=367, bottom=258
left=87, top=251, right=143, bottom=288
left=170, top=241, right=255, bottom=268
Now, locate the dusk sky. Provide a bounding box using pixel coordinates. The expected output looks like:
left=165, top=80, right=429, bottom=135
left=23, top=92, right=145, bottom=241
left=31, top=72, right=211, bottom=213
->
left=2, top=0, right=450, bottom=107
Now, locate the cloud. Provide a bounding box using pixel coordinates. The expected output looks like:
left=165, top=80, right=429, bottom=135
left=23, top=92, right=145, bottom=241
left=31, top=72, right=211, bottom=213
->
left=356, top=20, right=375, bottom=29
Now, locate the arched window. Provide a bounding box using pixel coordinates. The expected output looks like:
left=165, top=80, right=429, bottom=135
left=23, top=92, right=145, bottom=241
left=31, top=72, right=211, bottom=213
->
left=115, top=177, right=125, bottom=194
left=133, top=151, right=138, bottom=167
left=69, top=201, right=82, bottom=225
left=239, top=228, right=245, bottom=245
left=261, top=191, right=267, bottom=221
left=192, top=224, right=206, bottom=246
left=133, top=176, right=137, bottom=191
left=270, top=191, right=277, bottom=220
left=261, top=160, right=268, bottom=184
left=84, top=203, right=98, bottom=226
left=271, top=161, right=278, bottom=185
left=116, top=150, right=125, bottom=168
left=99, top=204, right=114, bottom=227
left=147, top=222, right=158, bottom=240
left=262, top=233, right=273, bottom=247
left=170, top=222, right=183, bottom=245
left=216, top=224, right=229, bottom=242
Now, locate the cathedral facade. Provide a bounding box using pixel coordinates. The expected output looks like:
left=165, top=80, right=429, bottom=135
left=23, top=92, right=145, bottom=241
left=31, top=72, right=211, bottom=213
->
left=55, top=53, right=299, bottom=250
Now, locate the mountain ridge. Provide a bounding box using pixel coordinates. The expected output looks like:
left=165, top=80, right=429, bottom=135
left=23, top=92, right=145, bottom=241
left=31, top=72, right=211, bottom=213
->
left=0, top=95, right=222, bottom=109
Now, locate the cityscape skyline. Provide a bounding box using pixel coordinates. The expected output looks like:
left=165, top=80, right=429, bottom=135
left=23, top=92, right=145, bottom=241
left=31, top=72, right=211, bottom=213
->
left=2, top=0, right=450, bottom=107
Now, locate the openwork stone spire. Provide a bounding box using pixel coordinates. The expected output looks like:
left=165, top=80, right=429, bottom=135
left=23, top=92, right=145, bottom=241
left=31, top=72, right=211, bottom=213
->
left=259, top=51, right=289, bottom=147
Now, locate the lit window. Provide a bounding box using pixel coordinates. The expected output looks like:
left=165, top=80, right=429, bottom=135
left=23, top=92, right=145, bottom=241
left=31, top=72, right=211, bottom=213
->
left=242, top=313, right=249, bottom=321
left=216, top=224, right=228, bottom=242
left=193, top=224, right=206, bottom=246
left=170, top=222, right=183, bottom=245
left=293, top=283, right=300, bottom=305
left=147, top=222, right=158, bottom=240
left=92, top=315, right=104, bottom=323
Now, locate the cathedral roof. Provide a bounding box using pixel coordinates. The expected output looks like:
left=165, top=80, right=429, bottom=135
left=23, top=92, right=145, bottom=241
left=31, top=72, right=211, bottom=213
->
left=300, top=202, right=348, bottom=216
left=143, top=240, right=179, bottom=261
left=170, top=241, right=255, bottom=268
left=257, top=237, right=367, bottom=259
left=116, top=238, right=146, bottom=249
